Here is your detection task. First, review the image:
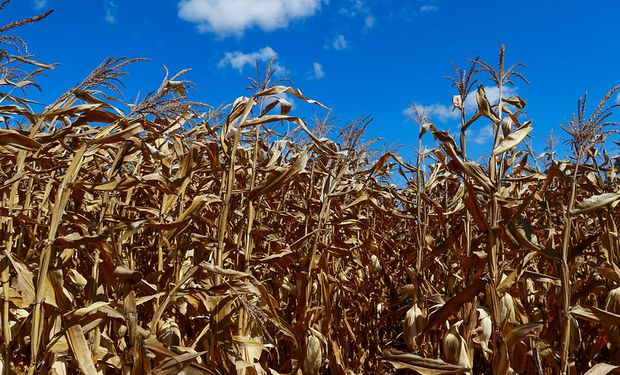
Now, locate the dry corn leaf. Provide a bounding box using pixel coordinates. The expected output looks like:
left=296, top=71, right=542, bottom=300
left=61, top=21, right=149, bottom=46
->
left=0, top=129, right=41, bottom=151
left=424, top=278, right=485, bottom=334
left=569, top=305, right=620, bottom=325
left=249, top=153, right=308, bottom=200
left=504, top=96, right=526, bottom=109
left=383, top=351, right=469, bottom=374
left=149, top=351, right=207, bottom=375
left=571, top=193, right=620, bottom=215
left=505, top=322, right=543, bottom=352
left=492, top=123, right=532, bottom=155
left=65, top=324, right=98, bottom=375
left=475, top=85, right=499, bottom=123
left=584, top=363, right=620, bottom=375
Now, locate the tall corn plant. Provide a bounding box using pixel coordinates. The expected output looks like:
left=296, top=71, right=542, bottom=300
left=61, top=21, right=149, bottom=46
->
left=558, top=86, right=620, bottom=373
left=474, top=45, right=529, bottom=373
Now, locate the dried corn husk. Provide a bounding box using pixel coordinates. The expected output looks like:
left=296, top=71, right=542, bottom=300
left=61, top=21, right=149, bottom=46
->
left=523, top=279, right=536, bottom=305
left=606, top=287, right=620, bottom=313
left=376, top=302, right=384, bottom=319
left=158, top=318, right=181, bottom=347
left=605, top=287, right=620, bottom=347
left=568, top=315, right=581, bottom=354
left=473, top=308, right=493, bottom=359
left=369, top=254, right=382, bottom=274
left=403, top=303, right=425, bottom=350
left=499, top=293, right=516, bottom=325
left=303, top=332, right=322, bottom=375
left=442, top=321, right=470, bottom=369
left=233, top=334, right=268, bottom=375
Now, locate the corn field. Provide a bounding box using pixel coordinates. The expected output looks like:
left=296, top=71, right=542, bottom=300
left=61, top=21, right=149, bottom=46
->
left=1, top=6, right=620, bottom=375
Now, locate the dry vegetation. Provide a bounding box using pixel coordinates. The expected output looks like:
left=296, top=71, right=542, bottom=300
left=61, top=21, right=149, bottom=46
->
left=1, top=5, right=620, bottom=375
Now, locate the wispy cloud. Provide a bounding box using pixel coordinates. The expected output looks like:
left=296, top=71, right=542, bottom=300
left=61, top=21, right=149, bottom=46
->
left=469, top=124, right=494, bottom=145
left=312, top=62, right=324, bottom=80
left=419, top=4, right=439, bottom=13
left=326, top=34, right=348, bottom=50
left=105, top=0, right=118, bottom=23
left=364, top=15, right=376, bottom=28
left=616, top=93, right=620, bottom=104
left=404, top=103, right=459, bottom=123
left=339, top=0, right=375, bottom=29
left=339, top=0, right=370, bottom=17
left=33, top=0, right=46, bottom=9
left=218, top=47, right=287, bottom=74
left=404, top=85, right=519, bottom=124
left=178, top=0, right=323, bottom=36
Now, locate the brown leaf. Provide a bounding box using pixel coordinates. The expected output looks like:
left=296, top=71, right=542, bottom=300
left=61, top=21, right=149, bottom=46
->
left=383, top=351, right=469, bottom=374
left=476, top=85, right=499, bottom=123
left=571, top=193, right=620, bottom=215
left=505, top=322, right=544, bottom=352
left=0, top=129, right=41, bottom=151
left=423, top=278, right=485, bottom=334
left=584, top=363, right=620, bottom=375
left=569, top=305, right=620, bottom=326
left=492, top=124, right=532, bottom=155
left=65, top=324, right=98, bottom=375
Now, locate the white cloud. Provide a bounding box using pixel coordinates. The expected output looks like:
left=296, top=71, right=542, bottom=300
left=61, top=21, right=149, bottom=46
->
left=33, top=0, right=46, bottom=9
left=218, top=47, right=287, bottom=74
left=419, top=5, right=439, bottom=13
left=339, top=0, right=375, bottom=30
left=470, top=124, right=494, bottom=145
left=405, top=86, right=519, bottom=123
left=312, top=62, right=324, bottom=80
left=105, top=0, right=118, bottom=23
left=339, top=0, right=369, bottom=17
left=327, top=34, right=348, bottom=50
left=616, top=93, right=620, bottom=104
left=364, top=15, right=376, bottom=28
left=178, top=0, right=323, bottom=36
left=404, top=103, right=459, bottom=123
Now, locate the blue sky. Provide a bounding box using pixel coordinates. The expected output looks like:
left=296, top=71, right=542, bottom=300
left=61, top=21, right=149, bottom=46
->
left=4, top=0, right=620, bottom=160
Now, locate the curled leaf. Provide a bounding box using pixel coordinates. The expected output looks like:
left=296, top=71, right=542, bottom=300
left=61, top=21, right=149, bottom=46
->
left=571, top=193, right=620, bottom=215
left=493, top=124, right=532, bottom=155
